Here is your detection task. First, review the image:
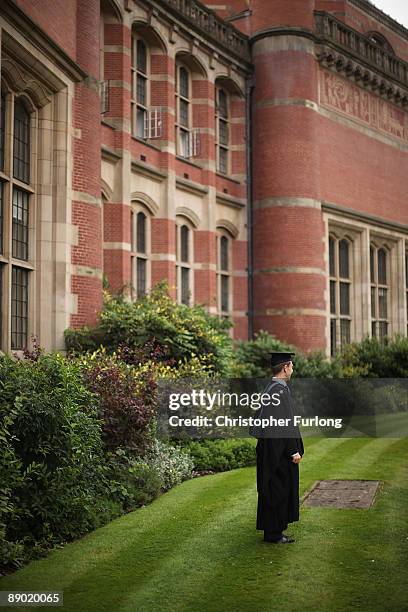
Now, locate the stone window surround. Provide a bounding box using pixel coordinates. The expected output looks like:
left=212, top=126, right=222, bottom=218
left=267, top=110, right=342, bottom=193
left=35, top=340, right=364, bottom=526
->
left=175, top=215, right=194, bottom=306
left=328, top=232, right=353, bottom=356
left=324, top=212, right=407, bottom=356
left=0, top=22, right=74, bottom=355
left=215, top=85, right=230, bottom=176
left=175, top=61, right=193, bottom=159
left=130, top=200, right=152, bottom=299
left=216, top=228, right=233, bottom=318
left=131, top=32, right=151, bottom=140
left=0, top=86, right=37, bottom=352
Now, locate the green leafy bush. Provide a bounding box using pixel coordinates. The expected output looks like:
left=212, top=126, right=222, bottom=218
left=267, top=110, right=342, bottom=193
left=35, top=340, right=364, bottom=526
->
left=338, top=335, right=408, bottom=378
left=65, top=282, right=233, bottom=375
left=0, top=352, right=118, bottom=573
left=231, top=330, right=342, bottom=378
left=181, top=439, right=256, bottom=472
left=146, top=440, right=194, bottom=491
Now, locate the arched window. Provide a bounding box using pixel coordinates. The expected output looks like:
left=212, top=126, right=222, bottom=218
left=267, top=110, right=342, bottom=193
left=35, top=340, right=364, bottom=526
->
left=217, top=233, right=232, bottom=316
left=370, top=244, right=389, bottom=341
left=215, top=88, right=229, bottom=175
left=176, top=220, right=193, bottom=305
left=131, top=36, right=149, bottom=139
left=13, top=98, right=30, bottom=184
left=0, top=92, right=35, bottom=351
left=329, top=235, right=352, bottom=356
left=175, top=65, right=191, bottom=158
left=130, top=205, right=150, bottom=298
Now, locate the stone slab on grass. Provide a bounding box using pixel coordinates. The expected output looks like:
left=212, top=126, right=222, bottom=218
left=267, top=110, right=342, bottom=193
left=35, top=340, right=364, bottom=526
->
left=302, top=479, right=380, bottom=508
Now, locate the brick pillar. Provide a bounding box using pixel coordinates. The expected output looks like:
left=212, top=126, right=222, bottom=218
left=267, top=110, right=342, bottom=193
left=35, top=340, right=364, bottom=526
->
left=251, top=1, right=326, bottom=352
left=71, top=0, right=103, bottom=327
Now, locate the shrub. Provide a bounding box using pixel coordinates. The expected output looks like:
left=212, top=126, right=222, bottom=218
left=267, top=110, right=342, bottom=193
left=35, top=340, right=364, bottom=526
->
left=181, top=439, right=256, bottom=472
left=77, top=349, right=156, bottom=454
left=106, top=450, right=163, bottom=512
left=146, top=440, right=194, bottom=491
left=0, top=352, right=116, bottom=573
left=338, top=335, right=408, bottom=378
left=65, top=282, right=233, bottom=375
left=231, top=330, right=342, bottom=378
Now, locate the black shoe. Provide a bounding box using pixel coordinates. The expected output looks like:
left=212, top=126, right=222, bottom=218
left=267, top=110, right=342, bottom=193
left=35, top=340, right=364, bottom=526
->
left=274, top=535, right=295, bottom=544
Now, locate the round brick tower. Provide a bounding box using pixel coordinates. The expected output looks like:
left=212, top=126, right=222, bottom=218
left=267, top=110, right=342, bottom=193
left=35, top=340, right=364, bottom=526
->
left=71, top=0, right=103, bottom=328
left=249, top=0, right=326, bottom=352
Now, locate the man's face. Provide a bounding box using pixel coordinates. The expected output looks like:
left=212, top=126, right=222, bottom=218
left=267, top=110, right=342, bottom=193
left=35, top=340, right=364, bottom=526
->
left=283, top=361, right=293, bottom=380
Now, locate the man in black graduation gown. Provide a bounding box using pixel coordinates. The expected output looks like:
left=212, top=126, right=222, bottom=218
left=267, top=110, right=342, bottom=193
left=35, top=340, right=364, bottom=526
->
left=255, top=352, right=304, bottom=544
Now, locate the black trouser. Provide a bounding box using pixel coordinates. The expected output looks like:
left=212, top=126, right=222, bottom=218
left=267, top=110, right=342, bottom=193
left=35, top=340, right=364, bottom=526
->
left=264, top=523, right=287, bottom=541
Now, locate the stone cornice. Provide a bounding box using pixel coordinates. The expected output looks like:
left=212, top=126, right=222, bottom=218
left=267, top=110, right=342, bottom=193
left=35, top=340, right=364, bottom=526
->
left=315, top=11, right=408, bottom=107
left=153, top=0, right=251, bottom=67
left=348, top=0, right=408, bottom=41
left=1, top=0, right=88, bottom=83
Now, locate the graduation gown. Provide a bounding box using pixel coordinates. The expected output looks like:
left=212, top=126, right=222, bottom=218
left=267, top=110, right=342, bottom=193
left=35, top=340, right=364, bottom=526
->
left=255, top=381, right=304, bottom=533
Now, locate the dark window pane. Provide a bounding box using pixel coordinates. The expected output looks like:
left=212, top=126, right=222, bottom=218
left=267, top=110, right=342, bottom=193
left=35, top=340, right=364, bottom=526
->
left=136, top=39, right=147, bottom=73
left=218, top=89, right=228, bottom=118
left=179, top=67, right=189, bottom=98
left=330, top=280, right=336, bottom=315
left=0, top=93, right=5, bottom=171
left=379, top=321, right=388, bottom=341
left=12, top=188, right=29, bottom=261
left=130, top=211, right=135, bottom=251
left=181, top=266, right=189, bottom=305
left=136, top=257, right=146, bottom=298
left=180, top=225, right=189, bottom=262
left=330, top=319, right=337, bottom=357
left=371, top=321, right=377, bottom=338
left=370, top=247, right=375, bottom=283
left=137, top=212, right=146, bottom=253
left=136, top=75, right=146, bottom=106
left=339, top=239, right=349, bottom=278
left=0, top=264, right=2, bottom=348
left=340, top=319, right=350, bottom=346
left=339, top=282, right=350, bottom=315
left=136, top=108, right=145, bottom=138
left=179, top=129, right=189, bottom=157
left=0, top=182, right=3, bottom=255
left=371, top=286, right=376, bottom=318
left=378, top=248, right=387, bottom=284
left=11, top=266, right=28, bottom=350
left=219, top=147, right=228, bottom=174
left=13, top=99, right=30, bottom=184
left=221, top=274, right=229, bottom=312
left=329, top=238, right=335, bottom=276
left=219, top=119, right=228, bottom=145
left=220, top=236, right=229, bottom=271
left=179, top=99, right=189, bottom=127
left=378, top=287, right=387, bottom=318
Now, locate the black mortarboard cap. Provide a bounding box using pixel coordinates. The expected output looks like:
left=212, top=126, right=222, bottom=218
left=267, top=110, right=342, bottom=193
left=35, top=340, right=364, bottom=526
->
left=270, top=352, right=295, bottom=367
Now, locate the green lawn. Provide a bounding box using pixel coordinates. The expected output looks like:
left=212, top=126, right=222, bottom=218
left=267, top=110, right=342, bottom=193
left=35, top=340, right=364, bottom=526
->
left=1, top=438, right=408, bottom=612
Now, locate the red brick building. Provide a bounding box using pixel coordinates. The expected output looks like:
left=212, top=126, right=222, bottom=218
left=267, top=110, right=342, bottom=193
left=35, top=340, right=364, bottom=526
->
left=0, top=0, right=407, bottom=356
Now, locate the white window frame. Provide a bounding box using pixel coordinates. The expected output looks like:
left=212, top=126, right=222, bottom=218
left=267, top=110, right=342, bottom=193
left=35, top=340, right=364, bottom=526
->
left=215, top=86, right=230, bottom=175
left=216, top=231, right=232, bottom=318
left=130, top=202, right=151, bottom=300
left=175, top=218, right=194, bottom=305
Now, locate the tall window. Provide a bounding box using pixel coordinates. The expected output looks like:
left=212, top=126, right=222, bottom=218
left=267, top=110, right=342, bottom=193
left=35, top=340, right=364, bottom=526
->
left=131, top=206, right=150, bottom=299
left=176, top=222, right=193, bottom=305
left=175, top=65, right=191, bottom=158
left=329, top=236, right=352, bottom=356
left=0, top=93, right=34, bottom=351
left=131, top=36, right=149, bottom=139
left=215, top=88, right=229, bottom=175
left=406, top=251, right=408, bottom=336
left=370, top=245, right=389, bottom=341
left=217, top=233, right=232, bottom=316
